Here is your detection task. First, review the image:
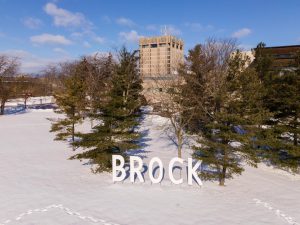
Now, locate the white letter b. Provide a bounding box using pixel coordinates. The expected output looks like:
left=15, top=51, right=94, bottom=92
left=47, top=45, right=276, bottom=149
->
left=112, top=155, right=126, bottom=182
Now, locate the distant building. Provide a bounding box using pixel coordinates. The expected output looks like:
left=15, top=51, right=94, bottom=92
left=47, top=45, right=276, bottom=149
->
left=231, top=50, right=255, bottom=69
left=242, top=50, right=255, bottom=65
left=261, top=45, right=300, bottom=71
left=139, top=35, right=184, bottom=77
left=139, top=35, right=184, bottom=103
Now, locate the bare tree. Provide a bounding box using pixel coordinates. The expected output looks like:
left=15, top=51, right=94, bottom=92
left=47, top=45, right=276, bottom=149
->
left=84, top=53, right=115, bottom=112
left=148, top=58, right=195, bottom=159
left=0, top=55, right=19, bottom=115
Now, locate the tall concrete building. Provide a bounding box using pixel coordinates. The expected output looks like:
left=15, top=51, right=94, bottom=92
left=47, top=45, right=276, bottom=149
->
left=139, top=35, right=184, bottom=77
left=139, top=35, right=184, bottom=103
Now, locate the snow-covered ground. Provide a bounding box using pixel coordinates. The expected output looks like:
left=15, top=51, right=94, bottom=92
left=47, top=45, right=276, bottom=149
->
left=5, top=96, right=55, bottom=107
left=0, top=109, right=300, bottom=225
left=4, top=96, right=55, bottom=115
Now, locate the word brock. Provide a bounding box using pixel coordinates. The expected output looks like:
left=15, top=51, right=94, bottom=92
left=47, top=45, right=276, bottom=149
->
left=112, top=155, right=203, bottom=186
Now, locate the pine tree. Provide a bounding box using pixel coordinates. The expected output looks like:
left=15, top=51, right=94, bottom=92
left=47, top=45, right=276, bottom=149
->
left=252, top=42, right=273, bottom=82
left=262, top=51, right=300, bottom=171
left=179, top=43, right=219, bottom=133
left=72, top=48, right=143, bottom=172
left=50, top=59, right=88, bottom=145
left=191, top=46, right=266, bottom=185
left=251, top=43, right=300, bottom=172
left=85, top=53, right=115, bottom=114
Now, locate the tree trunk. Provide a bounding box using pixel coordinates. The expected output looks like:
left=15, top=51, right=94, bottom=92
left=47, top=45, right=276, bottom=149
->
left=0, top=99, right=5, bottom=115
left=219, top=166, right=226, bottom=186
left=174, top=128, right=183, bottom=179
left=24, top=98, right=27, bottom=109
left=178, top=137, right=182, bottom=179
left=72, top=122, right=75, bottom=143
left=294, top=115, right=298, bottom=146
left=178, top=136, right=182, bottom=158
left=176, top=126, right=183, bottom=159
left=71, top=121, right=75, bottom=151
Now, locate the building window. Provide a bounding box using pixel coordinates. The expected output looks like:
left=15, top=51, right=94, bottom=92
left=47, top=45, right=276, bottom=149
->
left=151, top=44, right=158, bottom=48
left=274, top=54, right=293, bottom=59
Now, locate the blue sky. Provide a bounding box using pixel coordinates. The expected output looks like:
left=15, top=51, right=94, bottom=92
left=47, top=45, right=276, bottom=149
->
left=0, top=0, right=300, bottom=73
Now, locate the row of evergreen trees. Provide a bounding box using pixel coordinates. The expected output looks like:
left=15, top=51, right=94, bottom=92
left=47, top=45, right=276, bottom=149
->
left=50, top=41, right=299, bottom=185
left=50, top=48, right=144, bottom=172
left=176, top=40, right=300, bottom=185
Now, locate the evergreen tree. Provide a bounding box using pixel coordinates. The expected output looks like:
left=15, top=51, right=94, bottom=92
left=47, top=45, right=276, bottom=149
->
left=251, top=42, right=273, bottom=82
left=251, top=43, right=300, bottom=172
left=85, top=53, right=115, bottom=114
left=72, top=48, right=143, bottom=172
left=263, top=52, right=300, bottom=171
left=50, top=59, right=88, bottom=145
left=179, top=44, right=212, bottom=133
left=190, top=45, right=266, bottom=185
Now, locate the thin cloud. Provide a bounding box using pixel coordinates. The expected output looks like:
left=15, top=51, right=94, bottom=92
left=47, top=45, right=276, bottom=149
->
left=119, top=30, right=142, bottom=43
left=184, top=22, right=214, bottom=32
left=0, top=49, right=70, bottom=73
left=238, top=44, right=254, bottom=51
left=30, top=33, right=73, bottom=45
left=22, top=17, right=43, bottom=29
left=53, top=48, right=68, bottom=55
left=146, top=24, right=158, bottom=31
left=70, top=31, right=105, bottom=45
left=70, top=32, right=84, bottom=39
left=93, top=36, right=105, bottom=44
left=102, top=16, right=111, bottom=23
left=145, top=25, right=181, bottom=36
left=232, top=28, right=252, bottom=38
left=184, top=22, right=203, bottom=31
left=83, top=41, right=91, bottom=48
left=44, top=2, right=92, bottom=29
left=160, top=25, right=182, bottom=36
left=116, top=17, right=135, bottom=27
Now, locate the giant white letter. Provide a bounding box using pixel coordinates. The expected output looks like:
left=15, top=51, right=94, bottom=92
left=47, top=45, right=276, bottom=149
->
left=168, top=157, right=184, bottom=184
left=112, top=155, right=126, bottom=182
left=188, top=158, right=203, bottom=186
left=149, top=157, right=163, bottom=184
left=130, top=156, right=145, bottom=183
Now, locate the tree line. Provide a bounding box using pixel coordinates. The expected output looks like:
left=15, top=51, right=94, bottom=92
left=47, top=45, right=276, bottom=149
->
left=153, top=39, right=299, bottom=185
left=2, top=40, right=298, bottom=186
left=0, top=55, right=60, bottom=115
left=50, top=48, right=144, bottom=172
left=51, top=41, right=299, bottom=186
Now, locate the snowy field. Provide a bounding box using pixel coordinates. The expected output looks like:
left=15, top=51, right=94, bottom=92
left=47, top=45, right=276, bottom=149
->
left=0, top=109, right=300, bottom=225
left=5, top=96, right=55, bottom=107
